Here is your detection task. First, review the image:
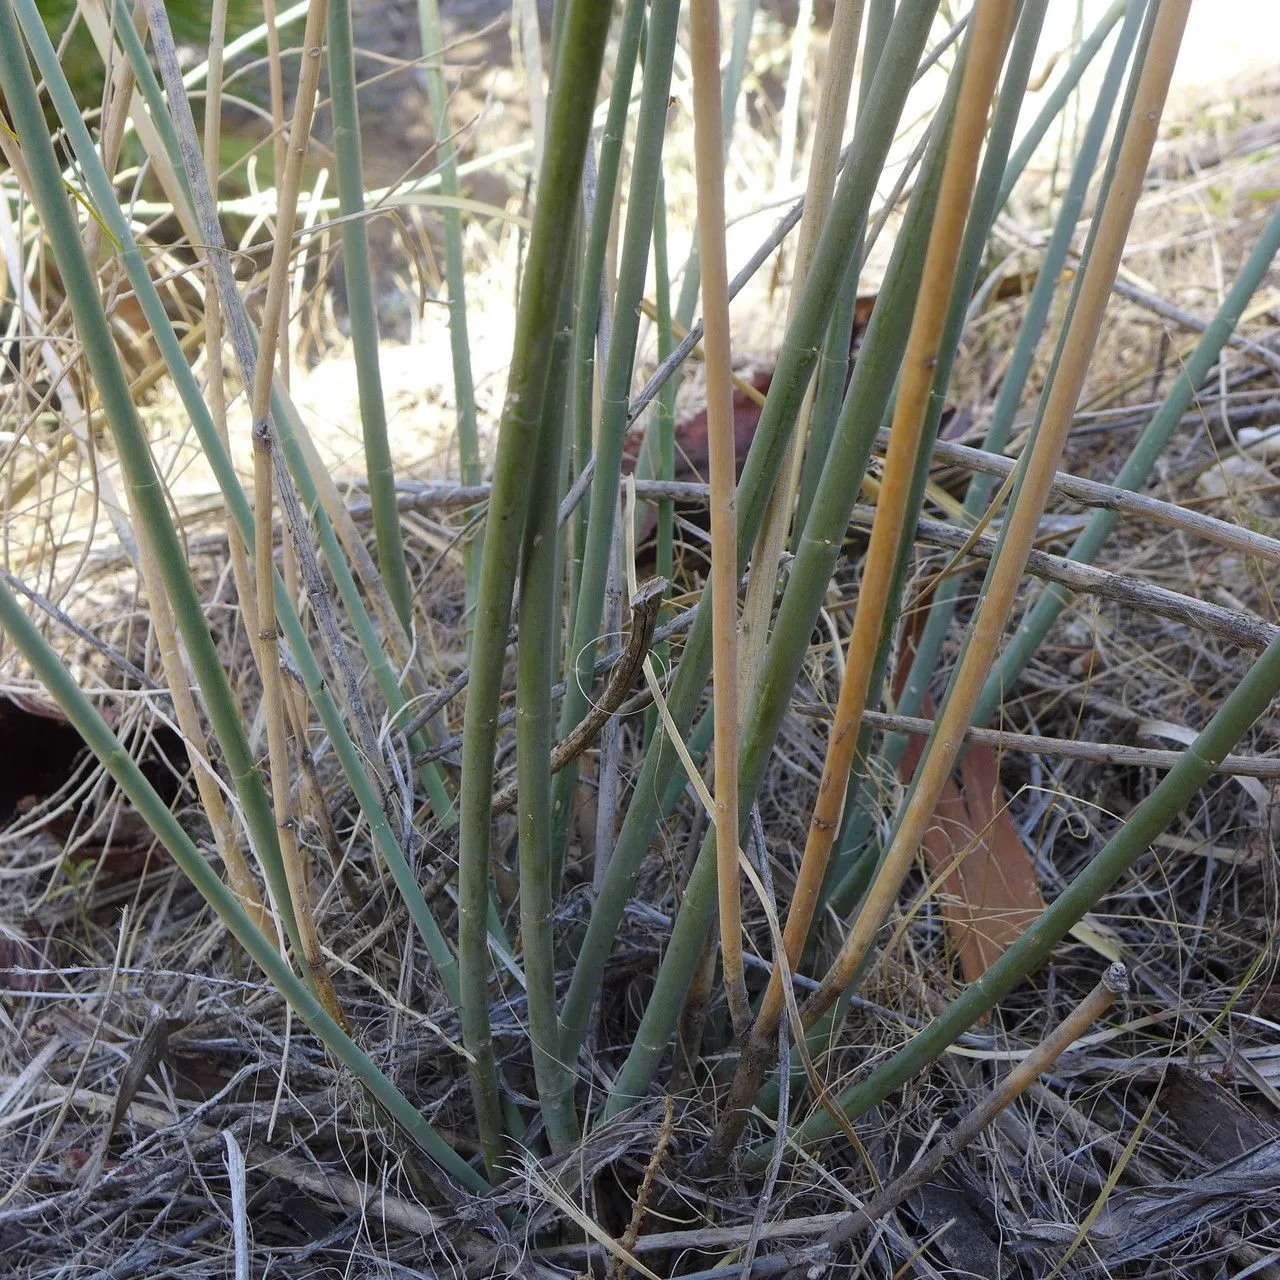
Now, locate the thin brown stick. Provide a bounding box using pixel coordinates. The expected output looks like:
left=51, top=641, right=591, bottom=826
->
left=719, top=0, right=1016, bottom=1157
left=867, top=507, right=1280, bottom=652
left=817, top=965, right=1129, bottom=1253
left=690, top=0, right=749, bottom=1035
left=798, top=704, right=1280, bottom=780
left=802, top=1, right=1193, bottom=1030
left=490, top=578, right=666, bottom=815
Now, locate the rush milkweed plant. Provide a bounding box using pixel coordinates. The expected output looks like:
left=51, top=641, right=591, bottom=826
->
left=3, top=0, right=1279, bottom=1273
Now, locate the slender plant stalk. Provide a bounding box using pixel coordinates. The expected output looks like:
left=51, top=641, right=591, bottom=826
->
left=800, top=0, right=1191, bottom=1032
left=998, top=0, right=1129, bottom=210
left=328, top=0, right=413, bottom=628
left=792, top=0, right=892, bottom=542
left=561, top=0, right=940, bottom=1078
left=689, top=0, right=749, bottom=1036
left=0, top=580, right=487, bottom=1196
left=974, top=197, right=1280, bottom=726
left=417, top=0, right=482, bottom=623
left=644, top=176, right=678, bottom=750
left=0, top=0, right=306, bottom=969
left=738, top=0, right=865, bottom=695
left=516, top=273, right=579, bottom=1150
left=568, top=0, right=644, bottom=663
left=551, top=0, right=681, bottom=872
left=457, top=0, right=613, bottom=1178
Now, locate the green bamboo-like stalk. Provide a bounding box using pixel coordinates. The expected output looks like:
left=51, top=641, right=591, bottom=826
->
left=998, top=0, right=1129, bottom=210
left=551, top=0, right=681, bottom=872
left=559, top=0, right=941, bottom=1074
left=792, top=0, right=893, bottom=541
left=738, top=0, right=865, bottom=697
left=457, top=0, right=613, bottom=1178
left=516, top=272, right=579, bottom=1151
left=329, top=0, right=414, bottom=630
left=568, top=0, right=644, bottom=587
left=0, top=580, right=487, bottom=1196
left=973, top=199, right=1280, bottom=726
left=643, top=176, right=678, bottom=751
left=12, top=0, right=463, bottom=999
left=417, top=0, right=483, bottom=622
left=751, top=622, right=1280, bottom=1164
left=0, top=0, right=305, bottom=970
left=799, top=0, right=1191, bottom=1033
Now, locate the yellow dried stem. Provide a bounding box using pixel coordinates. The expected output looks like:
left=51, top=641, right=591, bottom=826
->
left=689, top=0, right=749, bottom=1034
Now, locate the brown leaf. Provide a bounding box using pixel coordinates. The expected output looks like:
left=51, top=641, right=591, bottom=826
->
left=895, top=658, right=1043, bottom=983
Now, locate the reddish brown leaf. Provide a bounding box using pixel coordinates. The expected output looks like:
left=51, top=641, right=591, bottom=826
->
left=894, top=651, right=1044, bottom=983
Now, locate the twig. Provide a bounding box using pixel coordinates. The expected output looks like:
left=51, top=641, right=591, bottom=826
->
left=406, top=601, right=695, bottom=759
left=814, top=965, right=1129, bottom=1255
left=796, top=704, right=1280, bottom=779
left=879, top=506, right=1280, bottom=652
left=491, top=579, right=666, bottom=815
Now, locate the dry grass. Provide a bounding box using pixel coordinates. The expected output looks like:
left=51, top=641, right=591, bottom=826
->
left=3, top=8, right=1280, bottom=1278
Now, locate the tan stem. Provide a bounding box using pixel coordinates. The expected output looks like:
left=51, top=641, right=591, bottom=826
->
left=690, top=0, right=749, bottom=1034
left=802, top=0, right=1192, bottom=1028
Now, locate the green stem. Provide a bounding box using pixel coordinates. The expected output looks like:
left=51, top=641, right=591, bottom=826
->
left=458, top=0, right=612, bottom=1179
left=328, top=0, right=414, bottom=629
left=417, top=0, right=482, bottom=624
left=644, top=173, right=678, bottom=751
left=998, top=0, right=1129, bottom=209
left=792, top=0, right=893, bottom=541
left=552, top=0, right=682, bottom=872
left=517, top=272, right=579, bottom=1151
